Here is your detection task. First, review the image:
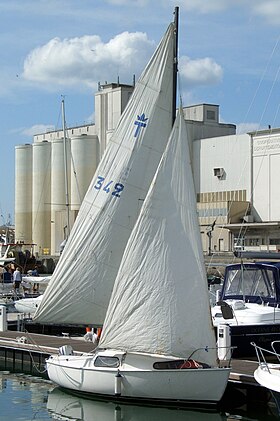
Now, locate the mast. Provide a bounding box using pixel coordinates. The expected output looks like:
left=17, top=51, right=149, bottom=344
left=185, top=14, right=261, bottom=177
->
left=172, top=6, right=179, bottom=124
left=61, top=98, right=70, bottom=240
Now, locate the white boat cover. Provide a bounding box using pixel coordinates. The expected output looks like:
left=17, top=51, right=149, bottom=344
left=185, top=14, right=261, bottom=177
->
left=100, top=109, right=218, bottom=366
left=34, top=23, right=175, bottom=325
left=22, top=276, right=51, bottom=284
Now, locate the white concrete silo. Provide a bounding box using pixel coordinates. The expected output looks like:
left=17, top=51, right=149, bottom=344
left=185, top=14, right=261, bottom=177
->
left=70, top=134, right=99, bottom=211
left=15, top=144, right=33, bottom=243
left=32, top=141, right=51, bottom=255
left=50, top=137, right=72, bottom=255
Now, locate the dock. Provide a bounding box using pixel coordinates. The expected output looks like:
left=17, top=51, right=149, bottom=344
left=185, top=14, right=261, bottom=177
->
left=0, top=328, right=260, bottom=384
left=0, top=327, right=276, bottom=414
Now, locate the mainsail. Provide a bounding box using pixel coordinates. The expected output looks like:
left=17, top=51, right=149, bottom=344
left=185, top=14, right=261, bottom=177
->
left=100, top=108, right=217, bottom=366
left=34, top=22, right=176, bottom=326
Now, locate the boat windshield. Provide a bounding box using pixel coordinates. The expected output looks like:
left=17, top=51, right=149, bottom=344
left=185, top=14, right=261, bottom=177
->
left=223, top=265, right=276, bottom=302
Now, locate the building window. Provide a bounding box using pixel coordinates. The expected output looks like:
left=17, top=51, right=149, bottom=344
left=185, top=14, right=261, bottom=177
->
left=244, top=238, right=264, bottom=247
left=269, top=238, right=280, bottom=245
left=198, top=207, right=227, bottom=218
left=213, top=168, right=225, bottom=178
left=207, top=110, right=216, bottom=121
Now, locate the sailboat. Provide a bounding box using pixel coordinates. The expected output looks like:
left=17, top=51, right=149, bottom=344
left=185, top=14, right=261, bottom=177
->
left=37, top=9, right=231, bottom=405
left=45, top=105, right=230, bottom=404
left=14, top=99, right=69, bottom=315
left=34, top=11, right=176, bottom=328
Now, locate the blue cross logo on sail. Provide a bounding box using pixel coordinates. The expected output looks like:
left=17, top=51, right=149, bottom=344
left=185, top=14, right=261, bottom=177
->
left=134, top=113, right=148, bottom=138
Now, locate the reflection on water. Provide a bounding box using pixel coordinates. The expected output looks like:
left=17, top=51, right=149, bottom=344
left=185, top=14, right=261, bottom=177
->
left=47, top=387, right=225, bottom=421
left=0, top=371, right=279, bottom=421
left=0, top=371, right=53, bottom=420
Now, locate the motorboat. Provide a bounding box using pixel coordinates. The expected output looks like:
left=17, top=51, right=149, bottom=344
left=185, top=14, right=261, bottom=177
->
left=212, top=253, right=280, bottom=356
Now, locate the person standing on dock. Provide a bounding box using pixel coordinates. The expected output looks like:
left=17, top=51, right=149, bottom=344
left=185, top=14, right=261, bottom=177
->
left=0, top=265, right=4, bottom=281
left=32, top=265, right=40, bottom=293
left=13, top=267, right=22, bottom=295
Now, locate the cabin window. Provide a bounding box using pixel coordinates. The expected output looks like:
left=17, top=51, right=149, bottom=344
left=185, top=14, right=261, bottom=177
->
left=94, top=356, right=120, bottom=368
left=154, top=360, right=185, bottom=369
left=154, top=360, right=207, bottom=370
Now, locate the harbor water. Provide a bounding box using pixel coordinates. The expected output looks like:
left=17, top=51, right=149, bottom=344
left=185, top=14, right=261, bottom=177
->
left=0, top=371, right=279, bottom=421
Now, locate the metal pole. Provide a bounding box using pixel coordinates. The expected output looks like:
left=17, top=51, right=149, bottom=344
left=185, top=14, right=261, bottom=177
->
left=207, top=231, right=212, bottom=256
left=61, top=98, right=70, bottom=240
left=172, top=6, right=179, bottom=124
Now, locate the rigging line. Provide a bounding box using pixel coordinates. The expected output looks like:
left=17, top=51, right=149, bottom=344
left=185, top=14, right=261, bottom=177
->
left=230, top=43, right=280, bottom=244
left=189, top=45, right=280, bottom=266
left=180, top=63, right=247, bottom=264
left=0, top=204, right=5, bottom=225
left=239, top=33, right=280, bottom=132
left=243, top=66, right=280, bottom=234
left=258, top=63, right=280, bottom=130
left=69, top=148, right=83, bottom=205
left=177, top=70, right=184, bottom=110
left=216, top=38, right=280, bottom=254
left=55, top=100, right=63, bottom=131
left=178, top=70, right=223, bottom=269
left=16, top=330, right=50, bottom=373
left=62, top=108, right=83, bottom=206
left=32, top=145, right=52, bottom=240
left=249, top=99, right=280, bottom=200
left=227, top=36, right=280, bottom=244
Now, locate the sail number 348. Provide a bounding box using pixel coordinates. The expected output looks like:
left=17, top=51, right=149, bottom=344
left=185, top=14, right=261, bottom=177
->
left=94, top=176, right=124, bottom=197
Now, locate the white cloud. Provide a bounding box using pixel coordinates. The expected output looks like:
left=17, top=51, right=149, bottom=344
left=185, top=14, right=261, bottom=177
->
left=179, top=56, right=223, bottom=86
left=236, top=123, right=261, bottom=135
left=22, top=32, right=154, bottom=90
left=172, top=0, right=228, bottom=13
left=105, top=0, right=148, bottom=5
left=21, top=124, right=55, bottom=136
left=170, top=0, right=280, bottom=23
left=85, top=113, right=95, bottom=124
left=253, top=0, right=280, bottom=24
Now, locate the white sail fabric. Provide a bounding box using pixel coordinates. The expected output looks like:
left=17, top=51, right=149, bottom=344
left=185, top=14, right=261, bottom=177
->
left=34, top=23, right=175, bottom=326
left=100, top=109, right=217, bottom=366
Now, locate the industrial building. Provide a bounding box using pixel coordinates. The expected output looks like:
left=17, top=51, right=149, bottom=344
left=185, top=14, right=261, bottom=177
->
left=15, top=82, right=280, bottom=256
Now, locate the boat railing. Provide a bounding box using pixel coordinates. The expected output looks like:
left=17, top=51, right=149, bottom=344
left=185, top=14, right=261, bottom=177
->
left=187, top=346, right=235, bottom=367
left=271, top=341, right=280, bottom=362
left=251, top=341, right=280, bottom=373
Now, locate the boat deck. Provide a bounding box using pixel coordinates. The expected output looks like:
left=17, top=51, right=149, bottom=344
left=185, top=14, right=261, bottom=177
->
left=0, top=329, right=258, bottom=385
left=0, top=329, right=95, bottom=354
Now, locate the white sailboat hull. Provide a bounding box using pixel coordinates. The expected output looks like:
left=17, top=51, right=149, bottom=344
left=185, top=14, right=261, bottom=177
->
left=254, top=364, right=280, bottom=393
left=46, top=350, right=230, bottom=405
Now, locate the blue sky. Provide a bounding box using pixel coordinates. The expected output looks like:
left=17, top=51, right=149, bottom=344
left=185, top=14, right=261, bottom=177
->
left=1, top=0, right=280, bottom=223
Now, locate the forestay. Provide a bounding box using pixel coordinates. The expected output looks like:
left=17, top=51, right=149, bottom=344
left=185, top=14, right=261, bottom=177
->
left=34, top=23, right=175, bottom=326
left=100, top=109, right=218, bottom=366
